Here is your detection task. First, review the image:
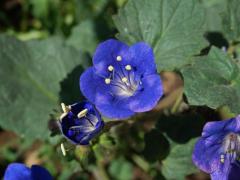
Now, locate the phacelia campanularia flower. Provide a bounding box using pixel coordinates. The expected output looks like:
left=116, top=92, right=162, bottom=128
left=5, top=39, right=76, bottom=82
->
left=192, top=116, right=240, bottom=180
left=59, top=102, right=104, bottom=145
left=80, top=39, right=163, bottom=119
left=4, top=163, right=52, bottom=180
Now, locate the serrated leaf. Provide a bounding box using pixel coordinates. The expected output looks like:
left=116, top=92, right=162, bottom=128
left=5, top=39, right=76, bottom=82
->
left=0, top=35, right=89, bottom=140
left=161, top=138, right=198, bottom=180
left=181, top=47, right=240, bottom=114
left=67, top=20, right=99, bottom=54
left=222, top=0, right=240, bottom=41
left=113, top=0, right=208, bottom=71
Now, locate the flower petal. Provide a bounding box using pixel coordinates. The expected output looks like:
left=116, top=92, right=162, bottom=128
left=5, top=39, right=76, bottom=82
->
left=93, top=39, right=129, bottom=76
left=4, top=163, right=31, bottom=180
left=31, top=165, right=52, bottom=180
left=192, top=138, right=222, bottom=173
left=80, top=67, right=108, bottom=103
left=128, top=74, right=163, bottom=112
left=95, top=92, right=134, bottom=119
left=128, top=42, right=157, bottom=75
left=228, top=160, right=240, bottom=180
left=202, top=117, right=240, bottom=138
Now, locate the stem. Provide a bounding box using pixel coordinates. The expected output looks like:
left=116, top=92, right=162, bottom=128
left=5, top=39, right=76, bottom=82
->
left=97, top=161, right=110, bottom=180
left=131, top=154, right=150, bottom=172
left=170, top=89, right=183, bottom=114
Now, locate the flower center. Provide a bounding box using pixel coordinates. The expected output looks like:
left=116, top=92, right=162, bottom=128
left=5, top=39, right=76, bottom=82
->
left=221, top=133, right=240, bottom=163
left=103, top=55, right=142, bottom=97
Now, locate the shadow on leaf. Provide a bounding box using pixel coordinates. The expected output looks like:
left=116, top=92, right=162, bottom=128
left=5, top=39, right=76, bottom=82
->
left=156, top=112, right=206, bottom=144
left=59, top=64, right=88, bottom=104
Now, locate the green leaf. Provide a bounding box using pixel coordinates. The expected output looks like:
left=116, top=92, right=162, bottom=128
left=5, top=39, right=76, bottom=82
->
left=161, top=138, right=198, bottom=180
left=29, top=0, right=49, bottom=18
left=201, top=0, right=226, bottom=32
left=0, top=35, right=89, bottom=140
left=67, top=20, right=99, bottom=54
left=181, top=47, right=240, bottom=114
left=222, top=0, right=240, bottom=41
left=109, top=156, right=133, bottom=180
left=113, top=0, right=208, bottom=71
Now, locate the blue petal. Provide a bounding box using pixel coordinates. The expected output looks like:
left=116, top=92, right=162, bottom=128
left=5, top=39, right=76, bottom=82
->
left=211, top=160, right=240, bottom=180
left=192, top=138, right=222, bottom=173
left=80, top=67, right=99, bottom=103
left=93, top=39, right=129, bottom=76
left=228, top=160, right=240, bottom=180
left=211, top=170, right=227, bottom=180
left=4, top=163, right=31, bottom=180
left=80, top=67, right=109, bottom=104
left=31, top=165, right=52, bottom=180
left=127, top=42, right=157, bottom=75
left=95, top=91, right=134, bottom=119
left=79, top=121, right=104, bottom=145
left=128, top=74, right=163, bottom=112
left=202, top=117, right=240, bottom=138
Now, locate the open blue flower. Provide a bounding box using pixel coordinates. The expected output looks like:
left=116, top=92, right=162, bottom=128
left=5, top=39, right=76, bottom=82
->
left=4, top=163, right=52, bottom=180
left=80, top=39, right=163, bottom=119
left=59, top=102, right=104, bottom=145
left=192, top=116, right=240, bottom=180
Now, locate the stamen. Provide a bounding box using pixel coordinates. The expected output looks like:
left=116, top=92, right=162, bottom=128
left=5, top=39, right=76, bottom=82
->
left=108, top=65, right=114, bottom=72
left=223, top=133, right=240, bottom=163
left=61, top=143, right=66, bottom=156
left=220, top=154, right=225, bottom=163
left=125, top=65, right=132, bottom=71
left=61, top=103, right=70, bottom=113
left=105, top=78, right=111, bottom=84
left=121, top=77, right=128, bottom=83
left=116, top=56, right=122, bottom=61
left=77, top=109, right=88, bottom=118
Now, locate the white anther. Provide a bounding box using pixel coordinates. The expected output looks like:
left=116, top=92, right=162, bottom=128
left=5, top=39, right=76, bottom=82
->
left=122, top=77, right=128, bottom=83
left=77, top=109, right=88, bottom=118
left=61, top=143, right=66, bottom=156
left=116, top=56, right=122, bottom=61
left=105, top=78, right=111, bottom=84
left=108, top=65, right=114, bottom=71
left=220, top=154, right=225, bottom=163
left=61, top=103, right=70, bottom=113
left=125, top=65, right=132, bottom=71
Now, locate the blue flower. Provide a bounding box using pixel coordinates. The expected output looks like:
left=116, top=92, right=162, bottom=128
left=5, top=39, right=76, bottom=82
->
left=59, top=102, right=104, bottom=145
left=4, top=163, right=52, bottom=180
left=80, top=39, right=163, bottom=119
left=192, top=116, right=240, bottom=180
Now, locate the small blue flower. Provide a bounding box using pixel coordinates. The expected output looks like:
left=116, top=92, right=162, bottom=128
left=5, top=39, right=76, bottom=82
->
left=4, top=163, right=52, bottom=180
left=192, top=116, right=240, bottom=180
left=59, top=102, right=104, bottom=145
left=80, top=39, right=163, bottom=119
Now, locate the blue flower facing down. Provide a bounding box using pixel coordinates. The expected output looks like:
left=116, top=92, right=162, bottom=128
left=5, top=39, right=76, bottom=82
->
left=59, top=102, right=104, bottom=145
left=80, top=39, right=163, bottom=119
left=192, top=116, right=240, bottom=180
left=4, top=163, right=52, bottom=180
